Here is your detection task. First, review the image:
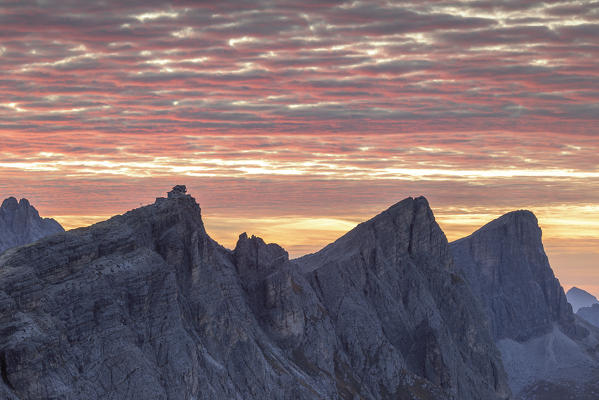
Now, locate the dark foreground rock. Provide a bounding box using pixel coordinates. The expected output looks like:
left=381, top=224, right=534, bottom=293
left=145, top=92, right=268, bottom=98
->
left=0, top=189, right=510, bottom=400
left=0, top=197, right=64, bottom=254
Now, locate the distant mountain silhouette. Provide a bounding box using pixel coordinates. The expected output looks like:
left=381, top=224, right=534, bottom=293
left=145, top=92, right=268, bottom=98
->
left=0, top=196, right=64, bottom=254
left=567, top=287, right=599, bottom=312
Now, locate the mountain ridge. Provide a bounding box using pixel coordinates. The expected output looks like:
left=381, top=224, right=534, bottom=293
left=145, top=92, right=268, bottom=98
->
left=0, top=187, right=510, bottom=400
left=2, top=187, right=597, bottom=399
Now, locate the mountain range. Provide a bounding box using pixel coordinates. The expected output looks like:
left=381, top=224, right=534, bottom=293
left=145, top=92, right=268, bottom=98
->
left=0, top=186, right=596, bottom=399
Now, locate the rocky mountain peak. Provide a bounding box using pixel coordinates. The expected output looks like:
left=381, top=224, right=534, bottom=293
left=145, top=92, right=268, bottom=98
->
left=296, top=196, right=510, bottom=400
left=450, top=210, right=575, bottom=342
left=0, top=196, right=64, bottom=254
left=153, top=186, right=201, bottom=216
left=450, top=210, right=599, bottom=397
left=234, top=233, right=289, bottom=263
left=1, top=197, right=34, bottom=210
left=299, top=196, right=450, bottom=272
left=19, top=198, right=31, bottom=208
left=1, top=196, right=18, bottom=210
left=569, top=286, right=595, bottom=296
left=378, top=196, right=447, bottom=260
left=468, top=210, right=541, bottom=245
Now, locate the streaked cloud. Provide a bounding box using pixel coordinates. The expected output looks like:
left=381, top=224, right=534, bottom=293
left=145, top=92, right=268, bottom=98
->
left=0, top=0, right=598, bottom=292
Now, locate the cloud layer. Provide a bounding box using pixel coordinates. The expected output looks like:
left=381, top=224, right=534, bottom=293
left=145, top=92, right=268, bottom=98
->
left=1, top=0, right=598, bottom=292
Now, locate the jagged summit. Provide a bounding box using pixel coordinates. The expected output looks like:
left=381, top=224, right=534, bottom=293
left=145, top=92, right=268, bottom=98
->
left=569, top=286, right=597, bottom=297
left=0, top=196, right=64, bottom=254
left=168, top=184, right=188, bottom=198
left=1, top=196, right=17, bottom=209
left=2, top=197, right=35, bottom=214
left=234, top=232, right=289, bottom=262
left=155, top=184, right=195, bottom=203
left=2, top=197, right=25, bottom=210
left=233, top=232, right=289, bottom=282
left=365, top=196, right=432, bottom=225
left=121, top=185, right=203, bottom=225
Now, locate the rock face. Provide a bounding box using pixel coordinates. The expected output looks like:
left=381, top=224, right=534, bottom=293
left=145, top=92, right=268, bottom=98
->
left=450, top=211, right=599, bottom=398
left=578, top=304, right=599, bottom=328
left=567, top=287, right=599, bottom=313
left=296, top=197, right=510, bottom=400
left=0, top=189, right=511, bottom=400
left=450, top=211, right=574, bottom=342
left=0, top=197, right=64, bottom=255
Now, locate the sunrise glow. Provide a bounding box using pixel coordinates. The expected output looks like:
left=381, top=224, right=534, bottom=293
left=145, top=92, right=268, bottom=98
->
left=1, top=0, right=597, bottom=293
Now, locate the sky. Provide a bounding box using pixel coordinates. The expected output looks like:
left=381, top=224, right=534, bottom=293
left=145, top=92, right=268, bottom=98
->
left=1, top=0, right=598, bottom=293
